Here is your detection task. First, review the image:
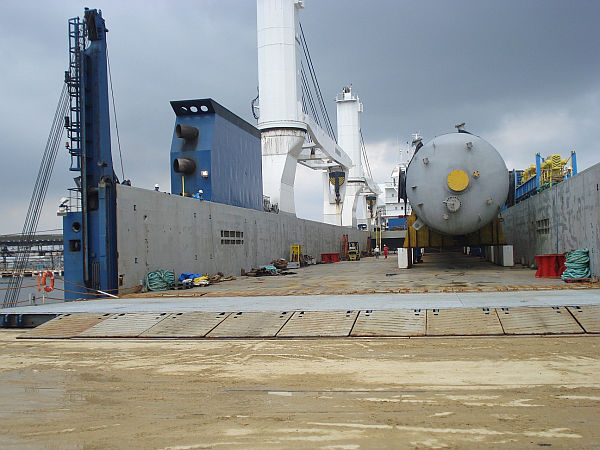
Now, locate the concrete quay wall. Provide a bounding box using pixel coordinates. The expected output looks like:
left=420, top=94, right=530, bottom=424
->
left=116, top=185, right=368, bottom=289
left=501, top=163, right=599, bottom=277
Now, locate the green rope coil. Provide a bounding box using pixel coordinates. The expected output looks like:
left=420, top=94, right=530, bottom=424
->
left=561, top=248, right=591, bottom=280
left=144, top=269, right=175, bottom=291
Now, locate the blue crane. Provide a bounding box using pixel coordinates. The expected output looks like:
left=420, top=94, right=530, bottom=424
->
left=63, top=8, right=117, bottom=299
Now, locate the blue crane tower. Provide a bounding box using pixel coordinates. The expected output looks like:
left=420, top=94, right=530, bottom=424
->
left=62, top=8, right=117, bottom=299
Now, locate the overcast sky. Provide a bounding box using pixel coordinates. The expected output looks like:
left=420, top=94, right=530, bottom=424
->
left=1, top=0, right=598, bottom=235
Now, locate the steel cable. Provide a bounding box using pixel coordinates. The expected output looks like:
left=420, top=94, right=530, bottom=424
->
left=3, top=84, right=68, bottom=307
left=298, top=22, right=336, bottom=141
left=360, top=130, right=374, bottom=180
left=106, top=41, right=125, bottom=182
left=300, top=64, right=321, bottom=128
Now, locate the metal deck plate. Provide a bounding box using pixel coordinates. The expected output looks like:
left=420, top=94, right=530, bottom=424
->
left=19, top=313, right=113, bottom=339
left=77, top=312, right=169, bottom=337
left=427, top=308, right=504, bottom=336
left=497, top=307, right=584, bottom=335
left=567, top=306, right=600, bottom=333
left=206, top=311, right=292, bottom=338
left=350, top=310, right=425, bottom=337
left=140, top=312, right=231, bottom=337
left=277, top=310, right=359, bottom=337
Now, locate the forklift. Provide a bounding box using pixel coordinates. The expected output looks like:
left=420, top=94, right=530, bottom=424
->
left=348, top=242, right=360, bottom=261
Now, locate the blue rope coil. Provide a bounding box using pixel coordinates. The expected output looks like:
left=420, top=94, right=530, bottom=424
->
left=561, top=248, right=590, bottom=280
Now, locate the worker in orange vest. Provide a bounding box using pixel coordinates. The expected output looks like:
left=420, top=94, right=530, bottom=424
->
left=383, top=245, right=389, bottom=259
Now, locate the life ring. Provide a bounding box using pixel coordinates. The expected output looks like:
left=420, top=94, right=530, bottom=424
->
left=40, top=270, right=55, bottom=293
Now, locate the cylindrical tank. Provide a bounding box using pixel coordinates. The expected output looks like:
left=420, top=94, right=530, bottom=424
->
left=405, top=132, right=508, bottom=235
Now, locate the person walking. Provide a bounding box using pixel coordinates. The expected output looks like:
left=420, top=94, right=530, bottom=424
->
left=374, top=245, right=380, bottom=259
left=414, top=247, right=423, bottom=264
left=383, top=245, right=389, bottom=259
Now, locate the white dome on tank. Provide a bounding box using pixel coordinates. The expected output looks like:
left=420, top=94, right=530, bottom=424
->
left=405, top=132, right=508, bottom=235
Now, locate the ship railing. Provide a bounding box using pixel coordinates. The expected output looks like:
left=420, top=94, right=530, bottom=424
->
left=67, top=187, right=82, bottom=212
left=515, top=177, right=538, bottom=202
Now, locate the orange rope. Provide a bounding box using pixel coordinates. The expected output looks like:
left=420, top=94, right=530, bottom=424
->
left=52, top=286, right=106, bottom=296
left=61, top=278, right=123, bottom=293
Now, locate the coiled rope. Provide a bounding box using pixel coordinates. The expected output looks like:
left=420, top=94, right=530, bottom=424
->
left=561, top=248, right=591, bottom=280
left=143, top=270, right=175, bottom=291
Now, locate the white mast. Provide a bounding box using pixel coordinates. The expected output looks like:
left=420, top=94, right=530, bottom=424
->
left=257, top=0, right=306, bottom=214
left=256, top=0, right=374, bottom=222
left=338, top=86, right=365, bottom=228
left=337, top=86, right=363, bottom=180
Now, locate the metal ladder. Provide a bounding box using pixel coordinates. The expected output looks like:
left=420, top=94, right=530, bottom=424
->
left=66, top=17, right=84, bottom=173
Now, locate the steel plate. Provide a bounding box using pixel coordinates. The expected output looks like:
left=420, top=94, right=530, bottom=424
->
left=427, top=308, right=503, bottom=336
left=206, top=311, right=292, bottom=338
left=566, top=306, right=600, bottom=333
left=77, top=312, right=169, bottom=337
left=19, top=313, right=113, bottom=339
left=277, top=310, right=358, bottom=337
left=497, top=307, right=584, bottom=335
left=350, top=310, right=425, bottom=336
left=140, top=312, right=231, bottom=337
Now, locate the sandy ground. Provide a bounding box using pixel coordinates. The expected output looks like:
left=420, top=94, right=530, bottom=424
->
left=1, top=330, right=599, bottom=449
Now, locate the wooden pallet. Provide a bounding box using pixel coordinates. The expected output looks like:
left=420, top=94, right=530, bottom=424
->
left=563, top=278, right=592, bottom=283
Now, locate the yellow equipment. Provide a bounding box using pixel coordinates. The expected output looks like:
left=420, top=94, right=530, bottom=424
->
left=540, top=154, right=569, bottom=184
left=290, top=244, right=302, bottom=263
left=521, top=164, right=536, bottom=183
left=348, top=242, right=360, bottom=261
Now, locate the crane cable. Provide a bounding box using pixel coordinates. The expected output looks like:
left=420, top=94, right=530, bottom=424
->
left=298, top=21, right=336, bottom=141
left=300, top=62, right=321, bottom=129
left=298, top=21, right=375, bottom=179
left=106, top=40, right=125, bottom=182
left=2, top=83, right=68, bottom=308
left=360, top=130, right=374, bottom=180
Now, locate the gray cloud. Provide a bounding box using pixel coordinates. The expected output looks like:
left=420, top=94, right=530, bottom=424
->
left=1, top=0, right=598, bottom=232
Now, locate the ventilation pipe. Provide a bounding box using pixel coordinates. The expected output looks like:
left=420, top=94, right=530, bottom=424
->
left=176, top=124, right=199, bottom=140
left=173, top=158, right=196, bottom=175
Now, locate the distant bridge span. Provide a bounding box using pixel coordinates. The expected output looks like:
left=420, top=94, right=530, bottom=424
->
left=0, top=234, right=63, bottom=247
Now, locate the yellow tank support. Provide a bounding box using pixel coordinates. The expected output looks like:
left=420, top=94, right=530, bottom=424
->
left=403, top=211, right=506, bottom=248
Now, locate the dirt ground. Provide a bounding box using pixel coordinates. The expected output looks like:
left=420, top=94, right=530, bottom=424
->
left=1, top=330, right=599, bottom=449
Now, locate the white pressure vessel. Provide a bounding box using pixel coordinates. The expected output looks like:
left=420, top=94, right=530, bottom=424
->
left=406, top=132, right=508, bottom=235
